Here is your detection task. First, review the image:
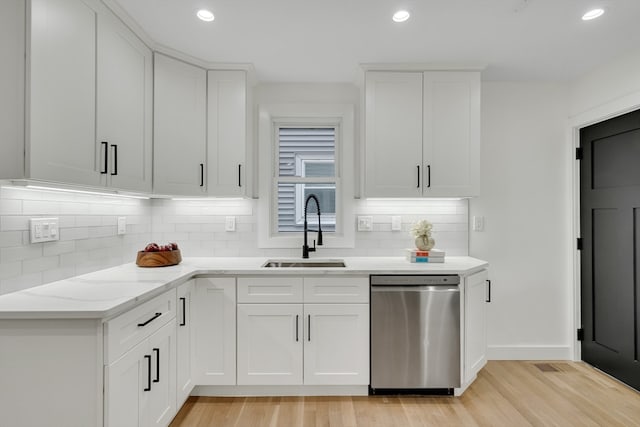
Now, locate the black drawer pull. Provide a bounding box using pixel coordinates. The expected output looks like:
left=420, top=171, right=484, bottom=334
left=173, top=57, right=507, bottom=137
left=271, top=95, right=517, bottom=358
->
left=308, top=315, right=311, bottom=342
left=295, top=315, right=299, bottom=342
left=486, top=279, right=492, bottom=303
left=238, top=164, right=242, bottom=187
left=143, top=355, right=152, bottom=391
left=179, top=297, right=186, bottom=326
left=200, top=163, right=204, bottom=187
left=153, top=348, right=160, bottom=383
left=110, top=144, right=118, bottom=175
left=101, top=142, right=108, bottom=174
left=137, top=312, right=161, bottom=327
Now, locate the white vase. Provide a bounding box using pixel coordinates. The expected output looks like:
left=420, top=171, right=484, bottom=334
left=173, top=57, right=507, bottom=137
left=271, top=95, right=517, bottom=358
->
left=415, top=235, right=435, bottom=251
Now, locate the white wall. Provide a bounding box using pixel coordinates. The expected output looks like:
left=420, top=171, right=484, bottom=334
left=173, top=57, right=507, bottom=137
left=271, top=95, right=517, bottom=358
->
left=470, top=82, right=573, bottom=359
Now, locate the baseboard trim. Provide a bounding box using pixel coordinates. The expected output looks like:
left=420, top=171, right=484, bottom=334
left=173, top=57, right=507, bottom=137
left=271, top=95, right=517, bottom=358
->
left=192, top=385, right=369, bottom=397
left=487, top=345, right=572, bottom=360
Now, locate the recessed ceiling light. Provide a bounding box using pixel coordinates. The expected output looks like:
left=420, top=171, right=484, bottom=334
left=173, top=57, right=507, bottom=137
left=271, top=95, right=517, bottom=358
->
left=582, top=8, right=604, bottom=21
left=197, top=9, right=215, bottom=22
left=392, top=10, right=410, bottom=23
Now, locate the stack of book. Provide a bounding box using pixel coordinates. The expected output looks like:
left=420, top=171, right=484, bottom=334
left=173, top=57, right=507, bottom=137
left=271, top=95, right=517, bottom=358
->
left=406, top=248, right=445, bottom=263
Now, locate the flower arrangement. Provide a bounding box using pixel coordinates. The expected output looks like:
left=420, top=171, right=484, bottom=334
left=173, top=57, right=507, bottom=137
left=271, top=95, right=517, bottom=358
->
left=411, top=219, right=435, bottom=251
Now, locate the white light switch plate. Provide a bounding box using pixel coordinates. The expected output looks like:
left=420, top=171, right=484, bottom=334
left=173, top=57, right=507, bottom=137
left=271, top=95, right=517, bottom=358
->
left=391, top=216, right=402, bottom=231
left=357, top=216, right=373, bottom=232
left=117, top=217, right=127, bottom=235
left=225, top=216, right=236, bottom=232
left=30, top=218, right=59, bottom=243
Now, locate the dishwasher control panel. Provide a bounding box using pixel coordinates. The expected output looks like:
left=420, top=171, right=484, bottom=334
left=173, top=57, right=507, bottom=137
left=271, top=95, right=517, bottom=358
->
left=370, top=274, right=460, bottom=286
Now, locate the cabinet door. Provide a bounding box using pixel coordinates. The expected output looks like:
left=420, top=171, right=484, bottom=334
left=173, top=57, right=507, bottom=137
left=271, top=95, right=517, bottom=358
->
left=364, top=71, right=423, bottom=197
left=153, top=53, right=206, bottom=195
left=176, top=280, right=194, bottom=406
left=0, top=0, right=25, bottom=179
left=207, top=70, right=247, bottom=197
left=303, top=304, right=369, bottom=385
left=464, top=269, right=489, bottom=384
left=97, top=9, right=152, bottom=192
left=105, top=339, right=149, bottom=427
left=237, top=304, right=303, bottom=385
left=193, top=277, right=236, bottom=385
left=146, top=320, right=177, bottom=427
left=29, top=0, right=101, bottom=186
left=423, top=71, right=480, bottom=197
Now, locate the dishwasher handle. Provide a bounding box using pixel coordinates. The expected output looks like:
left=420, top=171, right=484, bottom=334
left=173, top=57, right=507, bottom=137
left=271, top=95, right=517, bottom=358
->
left=371, top=285, right=460, bottom=293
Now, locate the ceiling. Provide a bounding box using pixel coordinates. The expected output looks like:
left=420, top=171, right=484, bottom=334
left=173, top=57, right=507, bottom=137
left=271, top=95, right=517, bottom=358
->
left=112, top=0, right=640, bottom=83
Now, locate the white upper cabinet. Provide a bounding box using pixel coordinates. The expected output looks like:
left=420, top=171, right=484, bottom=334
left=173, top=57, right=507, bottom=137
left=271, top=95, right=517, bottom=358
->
left=207, top=70, right=247, bottom=197
left=365, top=72, right=423, bottom=198
left=29, top=0, right=101, bottom=186
left=1, top=0, right=152, bottom=191
left=97, top=8, right=153, bottom=192
left=364, top=70, right=480, bottom=198
left=153, top=53, right=207, bottom=195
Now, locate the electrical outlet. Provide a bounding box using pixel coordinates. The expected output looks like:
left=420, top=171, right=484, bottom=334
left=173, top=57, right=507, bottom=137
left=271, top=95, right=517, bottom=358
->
left=225, top=216, right=236, bottom=232
left=472, top=216, right=485, bottom=232
left=30, top=218, right=59, bottom=243
left=391, top=216, right=402, bottom=231
left=357, top=216, right=373, bottom=232
left=117, top=217, right=127, bottom=235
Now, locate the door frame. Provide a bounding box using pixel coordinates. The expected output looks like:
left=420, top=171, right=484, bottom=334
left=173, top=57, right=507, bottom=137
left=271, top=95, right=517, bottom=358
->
left=571, top=93, right=640, bottom=361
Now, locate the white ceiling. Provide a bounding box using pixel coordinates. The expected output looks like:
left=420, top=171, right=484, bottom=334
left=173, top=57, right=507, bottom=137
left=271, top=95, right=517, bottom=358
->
left=112, top=0, right=640, bottom=83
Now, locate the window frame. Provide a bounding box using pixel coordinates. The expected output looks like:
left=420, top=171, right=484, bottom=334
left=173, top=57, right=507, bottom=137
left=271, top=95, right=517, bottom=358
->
left=257, top=104, right=355, bottom=249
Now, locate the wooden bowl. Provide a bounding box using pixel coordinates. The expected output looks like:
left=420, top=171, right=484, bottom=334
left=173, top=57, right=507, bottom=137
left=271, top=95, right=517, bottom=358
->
left=136, top=249, right=182, bottom=267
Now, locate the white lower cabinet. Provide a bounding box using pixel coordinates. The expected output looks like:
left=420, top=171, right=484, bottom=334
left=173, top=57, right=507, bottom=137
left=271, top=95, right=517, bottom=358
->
left=236, top=276, right=370, bottom=387
left=464, top=269, right=489, bottom=384
left=304, top=304, right=369, bottom=385
left=105, top=319, right=177, bottom=427
left=193, top=277, right=236, bottom=385
left=176, top=280, right=194, bottom=407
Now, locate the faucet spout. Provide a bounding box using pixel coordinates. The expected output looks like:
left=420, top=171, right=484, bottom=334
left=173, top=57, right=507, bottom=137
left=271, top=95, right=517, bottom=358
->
left=302, top=194, right=323, bottom=259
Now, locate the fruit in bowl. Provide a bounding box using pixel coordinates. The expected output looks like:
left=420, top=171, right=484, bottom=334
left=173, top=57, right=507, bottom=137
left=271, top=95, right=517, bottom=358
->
left=137, top=242, right=181, bottom=267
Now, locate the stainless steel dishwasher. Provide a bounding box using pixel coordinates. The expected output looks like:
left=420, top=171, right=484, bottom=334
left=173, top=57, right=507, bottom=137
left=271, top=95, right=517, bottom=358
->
left=370, top=274, right=460, bottom=394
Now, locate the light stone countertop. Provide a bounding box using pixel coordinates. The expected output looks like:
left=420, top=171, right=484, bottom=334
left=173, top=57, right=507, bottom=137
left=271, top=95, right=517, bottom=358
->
left=0, top=256, right=488, bottom=320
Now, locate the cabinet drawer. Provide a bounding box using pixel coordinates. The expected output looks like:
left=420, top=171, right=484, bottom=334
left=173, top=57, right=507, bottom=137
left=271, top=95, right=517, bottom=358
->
left=104, top=289, right=176, bottom=364
left=237, top=277, right=303, bottom=303
left=303, top=276, right=369, bottom=303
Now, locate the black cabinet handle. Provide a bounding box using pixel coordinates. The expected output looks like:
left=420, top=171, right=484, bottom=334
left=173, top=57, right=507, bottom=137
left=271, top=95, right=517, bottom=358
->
left=416, top=165, right=420, bottom=188
left=427, top=165, right=431, bottom=188
left=143, top=355, right=152, bottom=391
left=200, top=163, right=204, bottom=187
left=179, top=297, right=186, bottom=326
left=308, top=315, right=311, bottom=342
left=137, top=312, right=162, bottom=327
left=101, top=142, right=108, bottom=174
left=238, top=164, right=242, bottom=187
left=153, top=348, right=160, bottom=383
left=295, top=315, right=299, bottom=342
left=486, top=279, right=492, bottom=303
left=110, top=144, right=118, bottom=175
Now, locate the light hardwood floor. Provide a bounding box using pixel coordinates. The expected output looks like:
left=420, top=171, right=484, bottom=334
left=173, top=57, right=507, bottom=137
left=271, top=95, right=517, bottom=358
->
left=170, top=361, right=640, bottom=427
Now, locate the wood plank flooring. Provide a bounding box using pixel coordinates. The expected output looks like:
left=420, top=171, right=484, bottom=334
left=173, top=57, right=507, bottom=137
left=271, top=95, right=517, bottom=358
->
left=170, top=361, right=640, bottom=427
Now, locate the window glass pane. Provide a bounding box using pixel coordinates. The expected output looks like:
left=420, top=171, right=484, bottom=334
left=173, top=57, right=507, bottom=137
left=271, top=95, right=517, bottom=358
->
left=277, top=182, right=336, bottom=232
left=278, top=127, right=335, bottom=177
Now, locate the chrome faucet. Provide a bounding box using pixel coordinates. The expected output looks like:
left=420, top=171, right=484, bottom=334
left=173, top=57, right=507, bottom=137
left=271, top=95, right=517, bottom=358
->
left=302, top=194, right=323, bottom=258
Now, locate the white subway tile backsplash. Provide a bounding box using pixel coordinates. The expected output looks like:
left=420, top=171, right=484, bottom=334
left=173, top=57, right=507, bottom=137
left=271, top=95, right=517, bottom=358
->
left=0, top=187, right=467, bottom=295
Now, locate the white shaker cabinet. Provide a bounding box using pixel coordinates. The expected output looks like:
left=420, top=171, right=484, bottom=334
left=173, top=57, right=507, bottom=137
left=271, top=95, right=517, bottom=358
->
left=96, top=9, right=153, bottom=192
left=464, top=269, right=489, bottom=384
left=29, top=0, right=101, bottom=186
left=153, top=53, right=207, bottom=195
left=364, top=70, right=480, bottom=198
left=207, top=70, right=248, bottom=197
left=193, top=277, right=237, bottom=385
left=176, top=280, right=194, bottom=406
left=237, top=303, right=304, bottom=385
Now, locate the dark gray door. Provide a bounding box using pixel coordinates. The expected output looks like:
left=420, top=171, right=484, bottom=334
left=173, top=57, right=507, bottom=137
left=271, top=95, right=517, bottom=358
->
left=580, top=109, right=640, bottom=390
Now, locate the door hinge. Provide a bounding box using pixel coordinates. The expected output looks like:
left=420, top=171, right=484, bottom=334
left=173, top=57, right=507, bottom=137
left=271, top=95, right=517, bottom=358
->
left=577, top=238, right=583, bottom=250
left=577, top=328, right=584, bottom=341
left=576, top=147, right=583, bottom=160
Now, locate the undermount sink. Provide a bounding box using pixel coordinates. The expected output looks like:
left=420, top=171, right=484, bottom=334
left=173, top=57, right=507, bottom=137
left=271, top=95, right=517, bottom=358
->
left=262, top=259, right=346, bottom=268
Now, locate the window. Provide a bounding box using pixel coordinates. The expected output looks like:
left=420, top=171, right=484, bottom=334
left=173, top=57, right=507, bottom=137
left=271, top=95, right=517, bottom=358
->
left=277, top=127, right=336, bottom=232
left=257, top=104, right=355, bottom=249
